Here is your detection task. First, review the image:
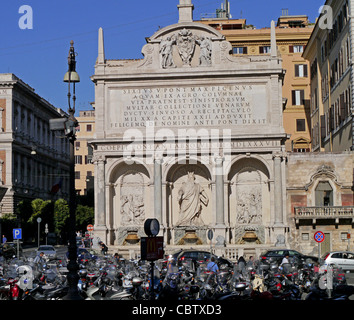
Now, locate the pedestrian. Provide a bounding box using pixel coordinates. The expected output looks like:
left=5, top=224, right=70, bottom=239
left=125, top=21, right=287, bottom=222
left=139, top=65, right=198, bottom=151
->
left=237, top=255, right=246, bottom=272
left=207, top=256, right=219, bottom=273
left=280, top=254, right=289, bottom=265
left=247, top=255, right=255, bottom=270
left=2, top=235, right=7, bottom=244
left=33, top=252, right=46, bottom=265
left=101, top=242, right=108, bottom=255
left=113, top=253, right=120, bottom=264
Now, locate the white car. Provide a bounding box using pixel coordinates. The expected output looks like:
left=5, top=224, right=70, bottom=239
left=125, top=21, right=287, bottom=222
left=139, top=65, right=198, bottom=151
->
left=322, top=251, right=354, bottom=271
left=36, top=245, right=57, bottom=260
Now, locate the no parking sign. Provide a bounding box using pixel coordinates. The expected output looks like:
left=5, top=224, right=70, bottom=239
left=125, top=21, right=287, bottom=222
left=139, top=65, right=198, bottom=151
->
left=314, top=231, right=325, bottom=243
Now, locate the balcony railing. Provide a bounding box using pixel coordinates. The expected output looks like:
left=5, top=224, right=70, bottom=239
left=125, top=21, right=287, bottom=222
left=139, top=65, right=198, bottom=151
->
left=294, top=206, right=354, bottom=224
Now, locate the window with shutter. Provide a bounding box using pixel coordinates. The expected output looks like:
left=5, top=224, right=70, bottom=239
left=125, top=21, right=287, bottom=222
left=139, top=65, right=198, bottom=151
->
left=291, top=89, right=305, bottom=106
left=296, top=119, right=306, bottom=132
left=320, top=115, right=326, bottom=140
left=340, top=93, right=345, bottom=122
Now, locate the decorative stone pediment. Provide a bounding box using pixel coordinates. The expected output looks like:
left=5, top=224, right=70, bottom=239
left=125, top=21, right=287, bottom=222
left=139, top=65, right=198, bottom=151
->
left=138, top=22, right=225, bottom=70
left=304, top=164, right=342, bottom=191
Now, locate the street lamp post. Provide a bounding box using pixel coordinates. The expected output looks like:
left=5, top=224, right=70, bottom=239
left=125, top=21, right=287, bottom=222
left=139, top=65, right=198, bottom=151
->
left=62, top=40, right=82, bottom=300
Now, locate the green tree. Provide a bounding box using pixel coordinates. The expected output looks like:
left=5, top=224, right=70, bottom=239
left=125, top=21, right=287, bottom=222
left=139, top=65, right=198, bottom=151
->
left=54, top=199, right=69, bottom=236
left=75, top=205, right=94, bottom=232
left=0, top=213, right=17, bottom=240
left=28, top=199, right=54, bottom=244
left=15, top=200, right=33, bottom=242
left=29, top=199, right=52, bottom=224
left=16, top=199, right=32, bottom=226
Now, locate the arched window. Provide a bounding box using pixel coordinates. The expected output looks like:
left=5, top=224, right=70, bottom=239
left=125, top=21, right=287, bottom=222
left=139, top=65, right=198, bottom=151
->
left=315, top=181, right=333, bottom=206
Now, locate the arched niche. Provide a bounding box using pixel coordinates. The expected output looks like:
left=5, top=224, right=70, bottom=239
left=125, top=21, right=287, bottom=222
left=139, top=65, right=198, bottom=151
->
left=227, top=157, right=270, bottom=244
left=165, top=161, right=212, bottom=227
left=108, top=160, right=151, bottom=245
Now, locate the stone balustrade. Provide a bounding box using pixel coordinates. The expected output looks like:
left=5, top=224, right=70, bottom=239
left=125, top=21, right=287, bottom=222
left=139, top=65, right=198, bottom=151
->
left=294, top=206, right=354, bottom=224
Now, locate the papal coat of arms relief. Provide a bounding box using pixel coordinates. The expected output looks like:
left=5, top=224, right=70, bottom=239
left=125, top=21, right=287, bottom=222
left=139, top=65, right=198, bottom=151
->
left=159, top=28, right=212, bottom=68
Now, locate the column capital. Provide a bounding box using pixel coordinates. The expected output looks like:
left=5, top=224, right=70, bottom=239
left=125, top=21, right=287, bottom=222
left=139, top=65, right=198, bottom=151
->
left=92, top=154, right=106, bottom=164
left=272, top=151, right=287, bottom=160
left=154, top=154, right=164, bottom=164
left=213, top=155, right=224, bottom=165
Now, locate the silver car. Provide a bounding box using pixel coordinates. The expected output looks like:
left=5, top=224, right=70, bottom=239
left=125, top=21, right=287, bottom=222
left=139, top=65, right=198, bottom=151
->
left=36, top=245, right=57, bottom=260
left=322, top=251, right=354, bottom=271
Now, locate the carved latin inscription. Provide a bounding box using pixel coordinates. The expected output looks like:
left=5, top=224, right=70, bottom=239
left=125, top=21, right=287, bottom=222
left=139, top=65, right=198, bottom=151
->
left=108, top=84, right=267, bottom=130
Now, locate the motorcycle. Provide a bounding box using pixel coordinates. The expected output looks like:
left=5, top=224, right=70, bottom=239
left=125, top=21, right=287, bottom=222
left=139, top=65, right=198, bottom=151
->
left=158, top=260, right=181, bottom=300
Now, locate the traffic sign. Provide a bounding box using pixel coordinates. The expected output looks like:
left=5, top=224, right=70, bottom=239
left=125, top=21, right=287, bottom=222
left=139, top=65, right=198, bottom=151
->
left=13, top=228, right=22, bottom=240
left=87, top=224, right=94, bottom=231
left=140, top=236, right=164, bottom=261
left=314, top=231, right=325, bottom=243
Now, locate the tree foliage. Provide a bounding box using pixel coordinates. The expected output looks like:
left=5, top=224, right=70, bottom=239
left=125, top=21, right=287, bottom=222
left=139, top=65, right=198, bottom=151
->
left=14, top=198, right=94, bottom=243
left=54, top=199, right=69, bottom=235
left=75, top=205, right=94, bottom=232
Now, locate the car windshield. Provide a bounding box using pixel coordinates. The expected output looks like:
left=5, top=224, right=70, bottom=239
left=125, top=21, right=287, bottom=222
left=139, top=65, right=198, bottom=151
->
left=289, top=250, right=300, bottom=257
left=39, top=246, right=54, bottom=251
left=268, top=251, right=283, bottom=256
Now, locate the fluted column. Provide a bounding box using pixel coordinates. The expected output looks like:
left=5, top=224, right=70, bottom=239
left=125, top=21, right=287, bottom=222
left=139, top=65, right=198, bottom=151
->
left=273, top=152, right=283, bottom=226
left=93, top=155, right=107, bottom=236
left=214, top=156, right=224, bottom=226
left=154, top=155, right=163, bottom=225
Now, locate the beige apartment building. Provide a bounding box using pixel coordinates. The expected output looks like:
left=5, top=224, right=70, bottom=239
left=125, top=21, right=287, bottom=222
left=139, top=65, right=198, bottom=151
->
left=198, top=13, right=314, bottom=152
left=74, top=109, right=95, bottom=195
left=303, top=0, right=353, bottom=152
left=0, top=73, right=70, bottom=214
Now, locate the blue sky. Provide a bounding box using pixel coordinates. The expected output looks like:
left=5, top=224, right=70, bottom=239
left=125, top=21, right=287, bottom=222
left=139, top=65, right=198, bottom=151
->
left=1, top=0, right=325, bottom=114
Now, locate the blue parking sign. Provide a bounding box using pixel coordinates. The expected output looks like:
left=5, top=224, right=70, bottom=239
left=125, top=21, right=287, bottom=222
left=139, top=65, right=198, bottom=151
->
left=13, top=228, right=22, bottom=240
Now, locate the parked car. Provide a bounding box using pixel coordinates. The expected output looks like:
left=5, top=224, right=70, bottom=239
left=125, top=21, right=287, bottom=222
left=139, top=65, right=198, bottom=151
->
left=321, top=251, right=354, bottom=271
left=260, top=249, right=318, bottom=266
left=36, top=245, right=57, bottom=260
left=65, top=248, right=97, bottom=264
left=168, top=249, right=234, bottom=269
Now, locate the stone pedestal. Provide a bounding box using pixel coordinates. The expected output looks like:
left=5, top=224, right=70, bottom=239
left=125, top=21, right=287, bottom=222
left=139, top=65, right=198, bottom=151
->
left=92, top=225, right=107, bottom=246
left=174, top=226, right=208, bottom=245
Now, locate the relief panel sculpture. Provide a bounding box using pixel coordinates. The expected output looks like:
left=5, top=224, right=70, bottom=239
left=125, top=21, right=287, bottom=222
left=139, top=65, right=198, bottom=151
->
left=120, top=171, right=145, bottom=226
left=236, top=168, right=262, bottom=225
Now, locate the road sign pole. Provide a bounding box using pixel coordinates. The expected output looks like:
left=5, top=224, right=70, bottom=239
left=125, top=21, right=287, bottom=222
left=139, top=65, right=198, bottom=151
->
left=314, top=231, right=325, bottom=259
left=37, top=218, right=42, bottom=248
left=13, top=228, right=22, bottom=259
left=150, top=259, right=155, bottom=300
